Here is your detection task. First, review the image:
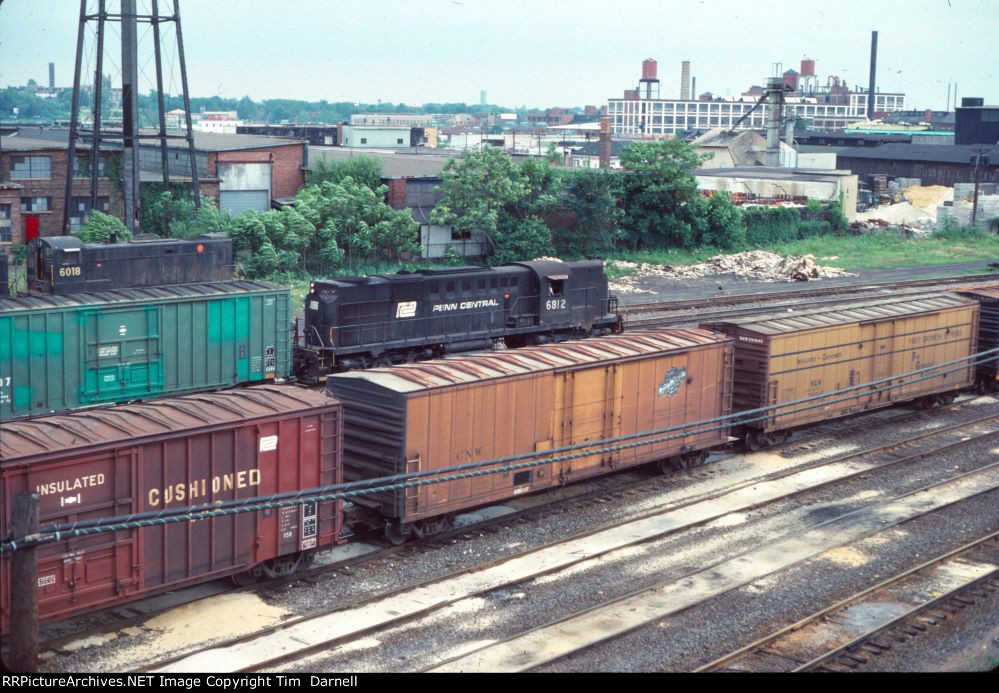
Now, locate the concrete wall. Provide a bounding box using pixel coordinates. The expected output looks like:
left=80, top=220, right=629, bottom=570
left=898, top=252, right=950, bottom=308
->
left=340, top=126, right=412, bottom=148
left=796, top=152, right=839, bottom=169
left=696, top=171, right=858, bottom=221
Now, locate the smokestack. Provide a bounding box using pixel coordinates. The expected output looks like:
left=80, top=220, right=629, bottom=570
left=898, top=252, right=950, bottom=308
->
left=48, top=62, right=55, bottom=89
left=867, top=30, right=878, bottom=120
left=680, top=61, right=691, bottom=100
left=599, top=116, right=611, bottom=169
left=691, top=76, right=696, bottom=100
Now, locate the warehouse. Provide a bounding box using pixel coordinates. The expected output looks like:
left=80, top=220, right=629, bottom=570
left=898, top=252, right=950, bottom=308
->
left=693, top=167, right=859, bottom=220
left=138, top=131, right=307, bottom=215
left=835, top=144, right=999, bottom=187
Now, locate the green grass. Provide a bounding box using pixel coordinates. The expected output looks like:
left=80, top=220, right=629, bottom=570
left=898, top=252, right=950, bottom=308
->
left=602, top=231, right=999, bottom=273
left=768, top=231, right=999, bottom=271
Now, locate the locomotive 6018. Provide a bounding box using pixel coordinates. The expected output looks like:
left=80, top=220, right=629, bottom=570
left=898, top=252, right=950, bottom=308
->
left=26, top=234, right=233, bottom=295
left=296, top=260, right=622, bottom=381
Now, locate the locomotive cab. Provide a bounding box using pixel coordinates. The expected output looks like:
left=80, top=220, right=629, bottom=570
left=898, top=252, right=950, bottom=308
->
left=27, top=236, right=86, bottom=294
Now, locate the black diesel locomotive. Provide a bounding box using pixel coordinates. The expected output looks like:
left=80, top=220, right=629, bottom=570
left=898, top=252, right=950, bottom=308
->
left=296, top=260, right=622, bottom=380
left=26, top=234, right=232, bottom=295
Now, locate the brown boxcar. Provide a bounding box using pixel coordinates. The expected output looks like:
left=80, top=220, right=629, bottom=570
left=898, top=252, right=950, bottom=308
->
left=960, top=287, right=999, bottom=391
left=0, top=385, right=342, bottom=633
left=704, top=294, right=980, bottom=449
left=328, top=328, right=733, bottom=541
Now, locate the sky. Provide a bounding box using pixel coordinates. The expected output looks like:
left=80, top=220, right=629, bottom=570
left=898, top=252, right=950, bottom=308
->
left=1, top=0, right=997, bottom=111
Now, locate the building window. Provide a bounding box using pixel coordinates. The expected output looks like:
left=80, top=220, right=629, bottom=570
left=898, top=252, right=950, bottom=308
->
left=74, top=154, right=108, bottom=177
left=0, top=204, right=11, bottom=243
left=69, top=196, right=110, bottom=232
left=360, top=138, right=367, bottom=144
left=396, top=138, right=404, bottom=145
left=10, top=156, right=52, bottom=180
left=20, top=197, right=51, bottom=213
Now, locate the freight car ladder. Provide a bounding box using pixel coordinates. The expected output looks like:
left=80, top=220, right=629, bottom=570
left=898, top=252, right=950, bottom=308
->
left=404, top=453, right=420, bottom=516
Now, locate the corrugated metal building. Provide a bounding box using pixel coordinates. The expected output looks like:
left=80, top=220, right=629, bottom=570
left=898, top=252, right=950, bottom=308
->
left=835, top=144, right=999, bottom=186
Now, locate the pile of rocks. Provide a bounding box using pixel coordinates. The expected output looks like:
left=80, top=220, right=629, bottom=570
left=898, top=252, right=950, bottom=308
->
left=608, top=251, right=853, bottom=287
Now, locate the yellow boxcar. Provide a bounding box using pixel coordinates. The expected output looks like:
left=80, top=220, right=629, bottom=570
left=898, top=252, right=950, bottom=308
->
left=705, top=294, right=979, bottom=449
left=328, top=329, right=733, bottom=540
left=959, top=287, right=999, bottom=391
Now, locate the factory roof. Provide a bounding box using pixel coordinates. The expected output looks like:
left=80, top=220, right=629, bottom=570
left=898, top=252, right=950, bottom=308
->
left=692, top=166, right=855, bottom=182
left=308, top=146, right=458, bottom=177
left=0, top=133, right=121, bottom=152
left=0, top=126, right=303, bottom=153
left=836, top=143, right=999, bottom=165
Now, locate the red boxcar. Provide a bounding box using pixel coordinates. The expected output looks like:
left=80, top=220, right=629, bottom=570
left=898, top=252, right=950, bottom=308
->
left=0, top=385, right=342, bottom=633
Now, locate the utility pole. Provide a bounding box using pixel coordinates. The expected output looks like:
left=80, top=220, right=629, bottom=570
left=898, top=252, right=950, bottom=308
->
left=971, top=147, right=989, bottom=226
left=10, top=494, right=40, bottom=673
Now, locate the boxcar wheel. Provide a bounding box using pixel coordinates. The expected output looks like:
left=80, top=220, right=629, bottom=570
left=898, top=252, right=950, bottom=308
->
left=744, top=430, right=768, bottom=452
left=680, top=450, right=708, bottom=468
left=385, top=520, right=412, bottom=546
left=938, top=392, right=957, bottom=406
left=231, top=570, right=261, bottom=587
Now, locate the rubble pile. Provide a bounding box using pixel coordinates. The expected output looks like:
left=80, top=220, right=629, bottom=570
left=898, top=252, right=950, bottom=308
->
left=608, top=251, right=853, bottom=288
left=902, top=185, right=952, bottom=212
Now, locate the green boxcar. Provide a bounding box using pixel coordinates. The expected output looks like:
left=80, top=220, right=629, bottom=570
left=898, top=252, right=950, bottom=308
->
left=0, top=281, right=290, bottom=420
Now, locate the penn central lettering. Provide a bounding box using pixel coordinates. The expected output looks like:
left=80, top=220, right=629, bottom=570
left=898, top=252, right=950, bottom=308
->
left=432, top=299, right=500, bottom=313
left=36, top=474, right=106, bottom=496
left=148, top=469, right=262, bottom=507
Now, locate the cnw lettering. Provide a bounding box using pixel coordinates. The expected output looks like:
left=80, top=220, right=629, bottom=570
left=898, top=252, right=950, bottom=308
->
left=147, top=469, right=261, bottom=507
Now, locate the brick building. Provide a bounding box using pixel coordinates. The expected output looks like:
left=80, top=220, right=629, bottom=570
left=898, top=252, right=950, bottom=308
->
left=0, top=131, right=123, bottom=245
left=139, top=131, right=308, bottom=213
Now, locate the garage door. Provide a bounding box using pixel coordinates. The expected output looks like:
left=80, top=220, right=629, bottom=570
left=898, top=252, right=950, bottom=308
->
left=220, top=190, right=270, bottom=215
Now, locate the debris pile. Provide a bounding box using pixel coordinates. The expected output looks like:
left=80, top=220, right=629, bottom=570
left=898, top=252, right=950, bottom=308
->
left=608, top=251, right=853, bottom=289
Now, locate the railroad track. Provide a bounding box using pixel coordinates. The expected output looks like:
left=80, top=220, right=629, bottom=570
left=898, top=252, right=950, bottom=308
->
left=619, top=272, right=999, bottom=316
left=695, top=533, right=999, bottom=673
left=37, top=396, right=995, bottom=655
left=429, top=457, right=999, bottom=672
left=37, top=396, right=986, bottom=655
left=622, top=276, right=999, bottom=328
left=133, top=412, right=999, bottom=673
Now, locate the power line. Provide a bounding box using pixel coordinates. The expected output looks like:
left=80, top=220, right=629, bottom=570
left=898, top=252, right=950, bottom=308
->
left=3, top=348, right=994, bottom=554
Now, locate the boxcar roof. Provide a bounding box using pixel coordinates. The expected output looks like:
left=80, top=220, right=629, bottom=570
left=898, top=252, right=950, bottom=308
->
left=0, top=386, right=335, bottom=463
left=328, top=328, right=730, bottom=394
left=961, top=286, right=999, bottom=302
left=0, top=280, right=284, bottom=312
left=709, top=294, right=976, bottom=335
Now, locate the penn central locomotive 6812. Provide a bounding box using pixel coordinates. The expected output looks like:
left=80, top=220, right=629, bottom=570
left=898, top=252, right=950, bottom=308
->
left=296, top=260, right=623, bottom=380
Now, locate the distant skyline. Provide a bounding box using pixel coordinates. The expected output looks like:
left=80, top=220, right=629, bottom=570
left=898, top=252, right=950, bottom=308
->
left=1, top=0, right=996, bottom=111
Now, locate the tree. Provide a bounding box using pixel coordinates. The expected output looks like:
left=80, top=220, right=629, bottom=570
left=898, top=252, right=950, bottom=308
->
left=307, top=155, right=384, bottom=190
left=492, top=216, right=554, bottom=265
left=295, top=177, right=419, bottom=273
left=432, top=148, right=560, bottom=264
left=700, top=192, right=746, bottom=249
left=139, top=186, right=197, bottom=237
left=554, top=169, right=622, bottom=257
left=169, top=196, right=235, bottom=238
left=617, top=139, right=710, bottom=250
left=78, top=210, right=131, bottom=244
